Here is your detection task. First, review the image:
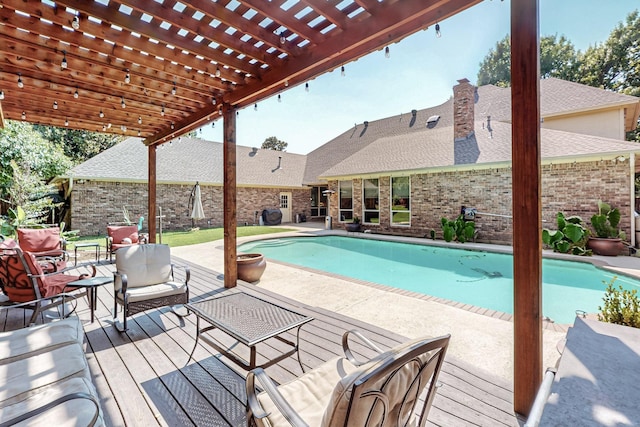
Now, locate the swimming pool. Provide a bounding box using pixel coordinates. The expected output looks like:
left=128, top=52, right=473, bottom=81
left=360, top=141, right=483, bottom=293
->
left=238, top=235, right=640, bottom=324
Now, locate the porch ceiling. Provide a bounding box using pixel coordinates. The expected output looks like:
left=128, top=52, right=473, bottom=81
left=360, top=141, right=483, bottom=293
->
left=0, top=0, right=480, bottom=146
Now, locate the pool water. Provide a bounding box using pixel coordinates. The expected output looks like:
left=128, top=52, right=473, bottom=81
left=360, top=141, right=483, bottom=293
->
left=238, top=236, right=640, bottom=324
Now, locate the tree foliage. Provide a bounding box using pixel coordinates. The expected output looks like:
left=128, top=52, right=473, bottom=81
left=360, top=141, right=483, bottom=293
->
left=33, top=125, right=121, bottom=164
left=261, top=136, right=288, bottom=151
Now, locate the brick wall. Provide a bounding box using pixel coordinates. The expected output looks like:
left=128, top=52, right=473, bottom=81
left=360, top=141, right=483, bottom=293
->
left=328, top=159, right=632, bottom=244
left=70, top=181, right=310, bottom=236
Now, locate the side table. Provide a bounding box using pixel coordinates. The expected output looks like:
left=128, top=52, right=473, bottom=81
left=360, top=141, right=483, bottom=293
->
left=74, top=242, right=100, bottom=266
left=67, top=276, right=112, bottom=322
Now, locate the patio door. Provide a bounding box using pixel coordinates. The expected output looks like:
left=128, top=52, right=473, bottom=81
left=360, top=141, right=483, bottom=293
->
left=279, top=192, right=292, bottom=223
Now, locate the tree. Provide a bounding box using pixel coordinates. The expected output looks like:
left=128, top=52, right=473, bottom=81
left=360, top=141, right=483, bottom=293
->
left=33, top=125, right=121, bottom=164
left=477, top=34, right=579, bottom=87
left=261, top=136, right=288, bottom=151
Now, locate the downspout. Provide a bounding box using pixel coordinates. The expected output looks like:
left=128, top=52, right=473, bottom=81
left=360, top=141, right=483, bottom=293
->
left=631, top=153, right=636, bottom=248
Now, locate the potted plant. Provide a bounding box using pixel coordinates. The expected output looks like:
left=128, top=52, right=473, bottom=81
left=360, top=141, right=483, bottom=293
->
left=237, top=253, right=267, bottom=283
left=542, top=212, right=591, bottom=255
left=587, top=200, right=627, bottom=256
left=345, top=216, right=362, bottom=232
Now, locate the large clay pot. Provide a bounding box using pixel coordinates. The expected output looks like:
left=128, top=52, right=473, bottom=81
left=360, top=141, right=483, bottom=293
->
left=237, top=253, right=267, bottom=283
left=587, top=237, right=624, bottom=256
left=345, top=223, right=361, bottom=232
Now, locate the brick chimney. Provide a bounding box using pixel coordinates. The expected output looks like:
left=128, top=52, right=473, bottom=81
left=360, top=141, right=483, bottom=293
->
left=453, top=78, right=475, bottom=140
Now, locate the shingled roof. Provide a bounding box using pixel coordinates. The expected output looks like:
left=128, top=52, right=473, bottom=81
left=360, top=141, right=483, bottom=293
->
left=66, top=137, right=307, bottom=188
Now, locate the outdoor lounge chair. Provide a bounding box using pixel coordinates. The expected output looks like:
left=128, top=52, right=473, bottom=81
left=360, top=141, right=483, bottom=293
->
left=106, top=224, right=147, bottom=262
left=0, top=245, right=95, bottom=325
left=17, top=226, right=69, bottom=272
left=246, top=330, right=450, bottom=427
left=112, top=244, right=189, bottom=331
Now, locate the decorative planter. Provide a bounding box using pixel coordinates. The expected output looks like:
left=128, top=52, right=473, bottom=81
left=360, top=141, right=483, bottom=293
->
left=345, top=223, right=361, bottom=232
left=237, top=253, right=267, bottom=282
left=587, top=237, right=624, bottom=256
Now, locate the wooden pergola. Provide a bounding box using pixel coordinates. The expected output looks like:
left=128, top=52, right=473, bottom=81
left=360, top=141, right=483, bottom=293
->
left=0, top=0, right=542, bottom=417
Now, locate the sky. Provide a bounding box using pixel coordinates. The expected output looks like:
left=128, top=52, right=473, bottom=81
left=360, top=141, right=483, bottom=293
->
left=199, top=0, right=639, bottom=155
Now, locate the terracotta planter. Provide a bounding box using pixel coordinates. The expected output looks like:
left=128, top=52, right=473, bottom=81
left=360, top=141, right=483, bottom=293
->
left=237, top=253, right=267, bottom=282
left=587, top=237, right=624, bottom=256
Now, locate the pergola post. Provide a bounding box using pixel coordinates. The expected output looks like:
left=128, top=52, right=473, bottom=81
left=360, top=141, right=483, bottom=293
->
left=148, top=145, right=157, bottom=243
left=223, top=103, right=238, bottom=288
left=511, top=0, right=542, bottom=416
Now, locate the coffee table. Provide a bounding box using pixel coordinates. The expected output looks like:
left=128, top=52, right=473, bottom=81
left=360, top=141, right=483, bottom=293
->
left=186, top=292, right=313, bottom=371
left=67, top=276, right=112, bottom=322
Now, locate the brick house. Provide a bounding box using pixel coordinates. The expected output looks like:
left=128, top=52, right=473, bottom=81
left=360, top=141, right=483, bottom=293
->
left=61, top=77, right=640, bottom=243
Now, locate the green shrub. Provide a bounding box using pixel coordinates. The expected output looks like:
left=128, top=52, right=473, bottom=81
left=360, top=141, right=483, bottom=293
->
left=598, top=277, right=640, bottom=328
left=440, top=215, right=475, bottom=243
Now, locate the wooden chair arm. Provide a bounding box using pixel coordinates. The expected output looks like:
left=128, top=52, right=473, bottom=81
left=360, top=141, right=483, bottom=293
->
left=246, top=368, right=309, bottom=427
left=341, top=329, right=384, bottom=366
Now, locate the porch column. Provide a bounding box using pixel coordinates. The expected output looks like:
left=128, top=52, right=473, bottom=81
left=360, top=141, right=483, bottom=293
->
left=511, top=0, right=542, bottom=416
left=223, top=103, right=237, bottom=288
left=148, top=144, right=157, bottom=243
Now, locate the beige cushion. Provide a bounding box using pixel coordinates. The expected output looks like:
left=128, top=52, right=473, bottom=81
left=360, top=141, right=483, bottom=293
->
left=258, top=357, right=361, bottom=427
left=0, top=377, right=104, bottom=427
left=117, top=281, right=187, bottom=303
left=115, top=244, right=172, bottom=290
left=0, top=342, right=89, bottom=408
left=0, top=318, right=83, bottom=365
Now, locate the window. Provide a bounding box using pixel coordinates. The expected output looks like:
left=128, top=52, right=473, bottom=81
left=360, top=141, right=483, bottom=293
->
left=310, top=186, right=327, bottom=217
left=363, top=178, right=379, bottom=224
left=339, top=180, right=353, bottom=222
left=391, top=176, right=410, bottom=225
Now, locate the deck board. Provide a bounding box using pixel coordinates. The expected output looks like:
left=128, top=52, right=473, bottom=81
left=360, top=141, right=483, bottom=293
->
left=1, top=258, right=520, bottom=426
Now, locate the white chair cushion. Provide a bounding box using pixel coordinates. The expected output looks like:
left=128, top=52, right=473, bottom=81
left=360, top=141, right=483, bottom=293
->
left=118, top=281, right=187, bottom=303
left=0, top=342, right=89, bottom=408
left=115, top=244, right=172, bottom=289
left=258, top=357, right=361, bottom=427
left=0, top=377, right=104, bottom=427
left=0, top=318, right=83, bottom=364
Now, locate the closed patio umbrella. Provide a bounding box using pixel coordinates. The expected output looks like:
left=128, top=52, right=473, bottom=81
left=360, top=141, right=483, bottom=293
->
left=190, top=182, right=205, bottom=226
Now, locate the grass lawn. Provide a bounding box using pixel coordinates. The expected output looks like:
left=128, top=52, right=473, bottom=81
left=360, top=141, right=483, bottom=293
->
left=67, top=226, right=295, bottom=249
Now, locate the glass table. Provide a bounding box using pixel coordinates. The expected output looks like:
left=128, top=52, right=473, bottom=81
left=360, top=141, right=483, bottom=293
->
left=186, top=291, right=313, bottom=371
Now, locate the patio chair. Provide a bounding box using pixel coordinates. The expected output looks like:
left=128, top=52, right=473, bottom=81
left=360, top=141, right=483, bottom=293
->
left=17, top=226, right=69, bottom=272
left=106, top=224, right=147, bottom=262
left=113, top=244, right=189, bottom=331
left=246, top=330, right=450, bottom=427
left=0, top=246, right=95, bottom=325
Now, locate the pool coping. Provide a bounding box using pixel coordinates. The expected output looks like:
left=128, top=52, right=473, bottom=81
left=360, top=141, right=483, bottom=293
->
left=237, top=228, right=640, bottom=333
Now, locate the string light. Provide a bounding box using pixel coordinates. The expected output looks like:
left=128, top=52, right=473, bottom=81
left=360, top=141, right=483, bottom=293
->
left=121, top=125, right=127, bottom=132
left=74, top=87, right=79, bottom=98
left=305, top=82, right=309, bottom=92
left=161, top=104, right=165, bottom=116
left=435, top=22, right=441, bottom=38
left=178, top=137, right=182, bottom=143
left=124, top=70, right=130, bottom=84
left=279, top=31, right=286, bottom=44
left=215, top=66, right=221, bottom=78
left=341, top=66, right=345, bottom=77
left=284, top=80, right=289, bottom=87
left=277, top=94, right=281, bottom=103
left=21, top=111, right=26, bottom=120
left=65, top=118, right=69, bottom=126
left=53, top=101, right=58, bottom=110
left=138, top=116, right=142, bottom=124
left=71, top=15, right=80, bottom=30
left=171, top=122, right=175, bottom=130
left=17, top=74, right=23, bottom=88
left=61, top=51, right=68, bottom=70
left=211, top=97, right=216, bottom=105
left=0, top=90, right=4, bottom=100
left=254, top=103, right=258, bottom=111
left=121, top=96, right=126, bottom=108
left=385, top=46, right=390, bottom=58
left=99, top=110, right=104, bottom=118
left=171, top=81, right=177, bottom=95
left=107, top=122, right=112, bottom=129
left=137, top=130, right=141, bottom=137
left=102, top=124, right=107, bottom=131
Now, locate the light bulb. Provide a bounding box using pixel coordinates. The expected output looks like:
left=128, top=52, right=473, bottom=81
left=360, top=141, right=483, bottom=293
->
left=211, top=97, right=216, bottom=105
left=278, top=94, right=281, bottom=103
left=72, top=15, right=80, bottom=30
left=17, top=74, right=23, bottom=88
left=121, top=97, right=126, bottom=108
left=171, top=82, right=177, bottom=95
left=341, top=66, right=345, bottom=77
left=254, top=103, right=258, bottom=111
left=74, top=88, right=79, bottom=98
left=125, top=72, right=130, bottom=84
left=161, top=105, right=165, bottom=116
left=215, top=67, right=221, bottom=78
left=107, top=122, right=112, bottom=128
left=103, top=124, right=107, bottom=131
left=138, top=116, right=142, bottom=124
left=0, top=90, right=4, bottom=100
left=171, top=122, right=175, bottom=130
left=137, top=130, right=141, bottom=136
left=65, top=118, right=69, bottom=126
left=435, top=23, right=441, bottom=38
left=53, top=101, right=58, bottom=110
left=99, top=110, right=104, bottom=118
left=279, top=32, right=286, bottom=44
left=305, top=82, right=309, bottom=92
left=385, top=46, right=390, bottom=58
left=284, top=80, right=289, bottom=87
left=21, top=111, right=26, bottom=120
left=61, top=52, right=68, bottom=70
left=178, top=137, right=182, bottom=143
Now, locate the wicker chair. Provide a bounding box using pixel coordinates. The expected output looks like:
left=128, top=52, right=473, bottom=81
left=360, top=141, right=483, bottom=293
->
left=113, top=244, right=189, bottom=331
left=246, top=330, right=450, bottom=427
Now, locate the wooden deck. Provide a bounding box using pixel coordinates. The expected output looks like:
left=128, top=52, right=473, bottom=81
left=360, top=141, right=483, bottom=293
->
left=0, top=258, right=520, bottom=427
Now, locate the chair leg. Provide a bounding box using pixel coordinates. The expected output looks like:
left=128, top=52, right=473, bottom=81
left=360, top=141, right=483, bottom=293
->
left=28, top=301, right=42, bottom=326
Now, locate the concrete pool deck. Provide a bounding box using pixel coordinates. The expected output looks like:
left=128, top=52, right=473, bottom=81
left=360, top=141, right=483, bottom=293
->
left=171, top=222, right=640, bottom=382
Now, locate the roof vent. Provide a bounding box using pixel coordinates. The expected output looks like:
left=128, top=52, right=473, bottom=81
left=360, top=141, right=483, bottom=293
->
left=411, top=109, right=417, bottom=116
left=426, top=115, right=440, bottom=129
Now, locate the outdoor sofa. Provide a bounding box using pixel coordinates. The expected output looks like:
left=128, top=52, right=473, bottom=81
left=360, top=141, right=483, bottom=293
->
left=0, top=316, right=103, bottom=426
